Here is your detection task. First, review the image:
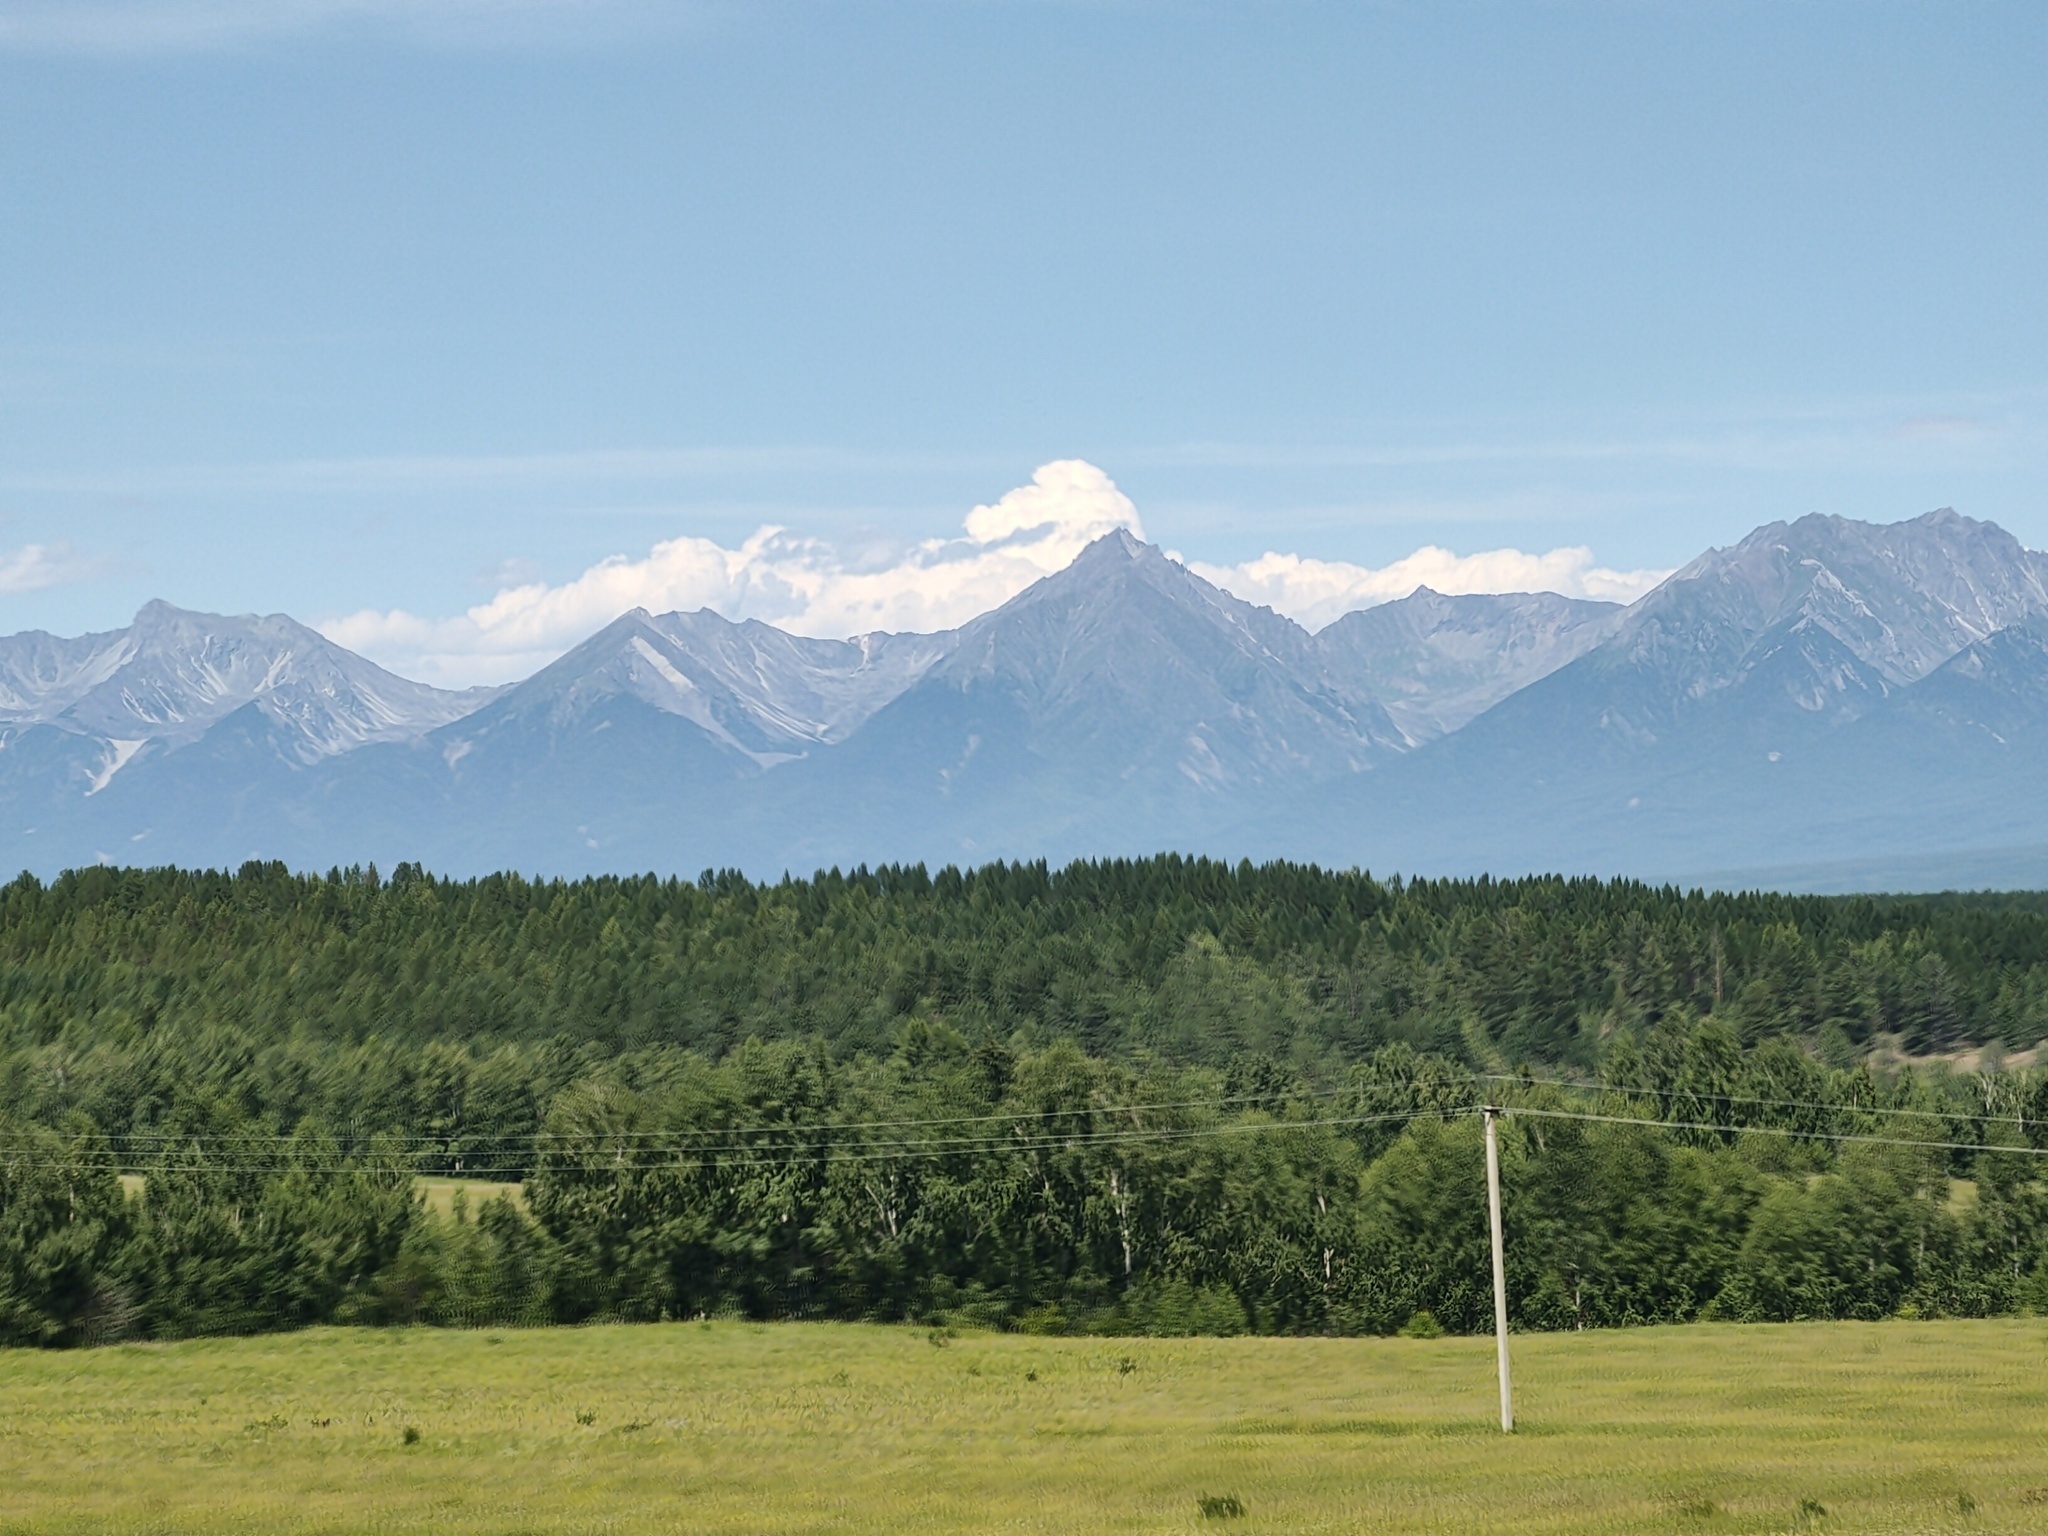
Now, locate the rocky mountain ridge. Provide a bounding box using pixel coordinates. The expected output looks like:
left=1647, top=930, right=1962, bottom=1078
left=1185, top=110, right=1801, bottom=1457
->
left=5, top=508, right=2044, bottom=889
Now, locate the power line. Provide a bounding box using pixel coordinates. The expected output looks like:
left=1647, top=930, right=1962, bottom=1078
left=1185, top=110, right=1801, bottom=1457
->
left=1477, top=1072, right=2036, bottom=1129
left=26, top=1082, right=1371, bottom=1148
left=0, top=1106, right=1460, bottom=1176
left=1504, top=1104, right=2048, bottom=1158
left=19, top=1092, right=2039, bottom=1179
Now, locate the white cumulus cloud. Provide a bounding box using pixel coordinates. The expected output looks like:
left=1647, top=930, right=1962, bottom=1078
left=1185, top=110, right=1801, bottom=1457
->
left=1190, top=546, right=1672, bottom=631
left=324, top=459, right=1144, bottom=686
left=324, top=459, right=1671, bottom=687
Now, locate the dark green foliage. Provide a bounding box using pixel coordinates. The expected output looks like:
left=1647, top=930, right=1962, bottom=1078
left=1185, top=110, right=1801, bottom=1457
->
left=115, top=1130, right=416, bottom=1339
left=0, top=1120, right=128, bottom=1346
left=351, top=1190, right=559, bottom=1328
left=3, top=860, right=2047, bottom=1130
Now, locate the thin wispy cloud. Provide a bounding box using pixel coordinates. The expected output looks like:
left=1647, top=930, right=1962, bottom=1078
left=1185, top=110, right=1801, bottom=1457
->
left=2, top=445, right=1007, bottom=498
left=0, top=0, right=702, bottom=53
left=10, top=392, right=2028, bottom=501
left=1890, top=415, right=1992, bottom=444
left=324, top=460, right=1672, bottom=687
left=0, top=541, right=107, bottom=596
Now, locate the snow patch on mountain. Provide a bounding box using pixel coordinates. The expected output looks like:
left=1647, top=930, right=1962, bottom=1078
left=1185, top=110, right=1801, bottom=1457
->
left=0, top=600, right=493, bottom=764
left=85, top=738, right=146, bottom=795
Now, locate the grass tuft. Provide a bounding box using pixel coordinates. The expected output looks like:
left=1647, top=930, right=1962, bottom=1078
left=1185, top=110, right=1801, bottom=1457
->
left=1197, top=1494, right=1245, bottom=1519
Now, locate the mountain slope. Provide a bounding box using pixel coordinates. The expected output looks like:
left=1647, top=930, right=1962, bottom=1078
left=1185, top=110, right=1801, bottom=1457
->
left=1566, top=507, right=2048, bottom=737
left=735, top=530, right=1407, bottom=868
left=0, top=602, right=494, bottom=862
left=1314, top=587, right=1621, bottom=742
left=5, top=513, right=2047, bottom=889
left=0, top=601, right=487, bottom=763
left=1877, top=621, right=2048, bottom=748
left=1246, top=510, right=2048, bottom=882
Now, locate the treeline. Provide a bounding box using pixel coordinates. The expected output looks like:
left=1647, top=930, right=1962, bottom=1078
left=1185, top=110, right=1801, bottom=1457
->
left=10, top=1028, right=2048, bottom=1348
left=7, top=857, right=2048, bottom=1347
left=5, top=858, right=2048, bottom=1091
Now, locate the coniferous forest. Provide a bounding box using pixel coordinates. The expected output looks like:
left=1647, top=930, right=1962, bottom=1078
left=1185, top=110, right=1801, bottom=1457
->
left=8, top=856, right=2048, bottom=1347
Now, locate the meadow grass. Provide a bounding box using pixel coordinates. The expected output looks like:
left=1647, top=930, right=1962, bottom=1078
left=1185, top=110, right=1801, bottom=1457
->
left=108, top=1178, right=526, bottom=1217
left=413, top=1178, right=526, bottom=1217
left=3, top=1319, right=2046, bottom=1534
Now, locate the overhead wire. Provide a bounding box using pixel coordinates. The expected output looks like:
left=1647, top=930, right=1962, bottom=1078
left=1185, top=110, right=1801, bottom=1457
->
left=17, top=1080, right=2041, bottom=1178
left=1476, top=1072, right=2035, bottom=1129
left=32, top=1081, right=1371, bottom=1148
left=1496, top=1104, right=2048, bottom=1158
left=0, top=1106, right=1466, bottom=1177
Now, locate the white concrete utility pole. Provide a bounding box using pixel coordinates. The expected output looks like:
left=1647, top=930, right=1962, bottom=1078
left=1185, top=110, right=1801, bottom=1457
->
left=1483, top=1105, right=1514, bottom=1433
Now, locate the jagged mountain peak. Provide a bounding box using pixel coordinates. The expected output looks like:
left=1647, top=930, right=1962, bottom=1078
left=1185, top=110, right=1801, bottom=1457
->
left=1610, top=508, right=2048, bottom=710
left=439, top=600, right=957, bottom=771
left=1911, top=505, right=1973, bottom=529
left=971, top=531, right=1312, bottom=655
left=0, top=600, right=483, bottom=768
left=997, top=529, right=1222, bottom=609
left=1070, top=524, right=1148, bottom=562
left=1316, top=587, right=1623, bottom=742
left=874, top=532, right=1405, bottom=800
left=9, top=507, right=2048, bottom=889
left=944, top=534, right=1306, bottom=678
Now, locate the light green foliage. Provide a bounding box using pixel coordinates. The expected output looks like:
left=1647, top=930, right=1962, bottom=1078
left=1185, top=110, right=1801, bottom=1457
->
left=4, top=1320, right=2048, bottom=1533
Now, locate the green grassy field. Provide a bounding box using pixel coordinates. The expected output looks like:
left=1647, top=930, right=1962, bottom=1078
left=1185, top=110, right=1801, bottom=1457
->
left=4, top=1321, right=2046, bottom=1535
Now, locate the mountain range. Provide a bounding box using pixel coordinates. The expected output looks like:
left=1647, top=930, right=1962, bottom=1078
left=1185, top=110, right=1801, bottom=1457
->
left=6, top=509, right=2047, bottom=891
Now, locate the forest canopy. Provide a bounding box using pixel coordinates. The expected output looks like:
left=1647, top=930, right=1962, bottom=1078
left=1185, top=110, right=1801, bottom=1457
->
left=6, top=856, right=2048, bottom=1348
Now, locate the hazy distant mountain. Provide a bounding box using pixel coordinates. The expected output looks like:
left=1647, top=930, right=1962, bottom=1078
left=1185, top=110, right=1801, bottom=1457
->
left=912, top=530, right=1402, bottom=785
left=1878, top=621, right=2048, bottom=748
left=0, top=599, right=485, bottom=762
left=1315, top=587, right=1621, bottom=742
left=730, top=529, right=1407, bottom=869
left=349, top=608, right=959, bottom=872
left=1248, top=509, right=2048, bottom=884
left=1560, top=507, right=2048, bottom=736
left=434, top=605, right=953, bottom=776
left=0, top=602, right=488, bottom=861
left=4, top=510, right=2046, bottom=890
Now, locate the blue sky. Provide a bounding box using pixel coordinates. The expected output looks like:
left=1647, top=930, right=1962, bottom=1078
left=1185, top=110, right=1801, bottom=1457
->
left=3, top=0, right=2043, bottom=683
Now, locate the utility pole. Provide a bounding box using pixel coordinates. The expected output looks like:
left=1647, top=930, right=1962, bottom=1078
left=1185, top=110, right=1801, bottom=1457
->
left=1484, top=1105, right=1514, bottom=1433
